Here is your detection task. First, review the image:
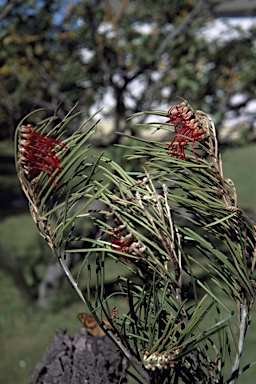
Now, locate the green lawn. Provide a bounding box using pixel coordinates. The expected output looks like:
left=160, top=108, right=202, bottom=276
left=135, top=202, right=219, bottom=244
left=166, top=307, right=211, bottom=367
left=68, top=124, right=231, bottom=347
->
left=222, top=143, right=256, bottom=210
left=0, top=270, right=84, bottom=384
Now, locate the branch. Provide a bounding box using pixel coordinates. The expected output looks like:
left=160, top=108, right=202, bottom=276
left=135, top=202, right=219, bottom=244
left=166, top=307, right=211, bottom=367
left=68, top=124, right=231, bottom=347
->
left=39, top=67, right=74, bottom=114
left=0, top=0, right=15, bottom=21
left=156, top=0, right=211, bottom=58
left=230, top=301, right=249, bottom=384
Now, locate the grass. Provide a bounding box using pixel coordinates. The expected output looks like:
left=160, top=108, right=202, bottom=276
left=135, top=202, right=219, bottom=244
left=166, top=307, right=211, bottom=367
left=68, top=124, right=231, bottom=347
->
left=222, top=143, right=256, bottom=210
left=0, top=269, right=83, bottom=384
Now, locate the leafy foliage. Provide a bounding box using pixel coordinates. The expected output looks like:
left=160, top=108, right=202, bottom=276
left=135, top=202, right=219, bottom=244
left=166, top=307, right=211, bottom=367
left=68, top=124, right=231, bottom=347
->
left=1, top=0, right=256, bottom=144
left=15, top=99, right=256, bottom=383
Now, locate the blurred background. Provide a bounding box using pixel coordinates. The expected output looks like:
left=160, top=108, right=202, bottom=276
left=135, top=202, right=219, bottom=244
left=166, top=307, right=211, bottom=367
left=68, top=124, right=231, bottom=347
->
left=0, top=0, right=256, bottom=382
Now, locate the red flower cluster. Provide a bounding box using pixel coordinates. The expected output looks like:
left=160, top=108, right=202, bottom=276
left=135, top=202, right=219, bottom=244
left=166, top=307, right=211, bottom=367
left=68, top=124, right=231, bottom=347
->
left=18, top=124, right=67, bottom=185
left=167, top=100, right=207, bottom=161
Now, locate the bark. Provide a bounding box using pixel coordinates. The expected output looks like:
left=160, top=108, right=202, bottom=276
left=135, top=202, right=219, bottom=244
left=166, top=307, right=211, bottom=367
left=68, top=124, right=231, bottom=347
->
left=29, top=328, right=128, bottom=384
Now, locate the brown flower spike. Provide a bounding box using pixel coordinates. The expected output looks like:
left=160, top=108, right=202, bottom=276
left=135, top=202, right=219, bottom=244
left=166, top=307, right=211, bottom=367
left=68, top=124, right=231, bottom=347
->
left=18, top=124, right=66, bottom=185
left=167, top=99, right=208, bottom=161
left=109, top=217, right=145, bottom=263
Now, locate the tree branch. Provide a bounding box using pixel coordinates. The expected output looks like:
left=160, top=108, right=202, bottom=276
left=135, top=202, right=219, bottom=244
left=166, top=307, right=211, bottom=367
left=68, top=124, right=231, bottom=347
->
left=156, top=0, right=210, bottom=58
left=0, top=0, right=15, bottom=21
left=230, top=301, right=249, bottom=383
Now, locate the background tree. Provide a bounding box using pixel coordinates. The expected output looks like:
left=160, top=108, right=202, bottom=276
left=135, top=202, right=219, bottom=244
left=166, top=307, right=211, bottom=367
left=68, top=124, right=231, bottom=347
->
left=1, top=0, right=256, bottom=144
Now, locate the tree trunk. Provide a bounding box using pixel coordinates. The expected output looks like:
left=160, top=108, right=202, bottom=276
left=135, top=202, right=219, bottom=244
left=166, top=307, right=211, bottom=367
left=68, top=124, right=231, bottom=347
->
left=29, top=328, right=128, bottom=384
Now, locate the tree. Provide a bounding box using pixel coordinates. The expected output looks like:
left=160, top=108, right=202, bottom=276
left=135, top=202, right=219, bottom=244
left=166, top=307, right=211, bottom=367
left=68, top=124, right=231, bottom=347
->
left=1, top=0, right=256, bottom=144
left=0, top=0, right=78, bottom=140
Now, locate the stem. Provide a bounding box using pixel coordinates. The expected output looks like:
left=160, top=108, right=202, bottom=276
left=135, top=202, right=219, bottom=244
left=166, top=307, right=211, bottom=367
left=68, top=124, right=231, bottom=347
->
left=229, top=301, right=248, bottom=384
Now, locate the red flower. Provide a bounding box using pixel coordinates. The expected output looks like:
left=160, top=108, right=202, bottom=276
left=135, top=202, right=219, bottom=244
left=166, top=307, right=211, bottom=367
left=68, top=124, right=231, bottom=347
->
left=167, top=100, right=207, bottom=161
left=18, top=124, right=67, bottom=185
